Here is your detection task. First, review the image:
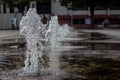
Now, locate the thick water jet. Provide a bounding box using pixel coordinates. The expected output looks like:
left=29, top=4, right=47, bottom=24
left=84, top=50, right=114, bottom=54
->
left=45, top=16, right=61, bottom=49
left=45, top=16, right=74, bottom=74
left=19, top=8, right=75, bottom=77
left=45, top=16, right=74, bottom=48
left=20, top=8, right=45, bottom=74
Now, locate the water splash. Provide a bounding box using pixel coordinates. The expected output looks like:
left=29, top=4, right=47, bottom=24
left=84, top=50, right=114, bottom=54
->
left=45, top=16, right=61, bottom=49
left=45, top=16, right=74, bottom=74
left=58, top=24, right=73, bottom=39
left=20, top=8, right=45, bottom=74
left=19, top=8, right=74, bottom=76
left=45, top=16, right=73, bottom=48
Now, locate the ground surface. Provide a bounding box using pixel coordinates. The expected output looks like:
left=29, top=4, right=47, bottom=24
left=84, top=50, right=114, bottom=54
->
left=0, top=29, right=120, bottom=80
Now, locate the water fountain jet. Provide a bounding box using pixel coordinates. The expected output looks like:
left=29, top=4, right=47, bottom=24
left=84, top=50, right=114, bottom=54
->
left=20, top=8, right=45, bottom=74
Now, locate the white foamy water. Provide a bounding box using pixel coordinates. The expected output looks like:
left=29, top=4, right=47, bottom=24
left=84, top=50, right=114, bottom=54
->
left=45, top=16, right=61, bottom=48
left=19, top=8, right=75, bottom=76
left=20, top=8, right=45, bottom=74
left=45, top=16, right=73, bottom=48
left=45, top=16, right=74, bottom=74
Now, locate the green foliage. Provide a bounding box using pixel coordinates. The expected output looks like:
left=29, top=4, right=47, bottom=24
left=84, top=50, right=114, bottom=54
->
left=60, top=0, right=100, bottom=28
left=0, top=0, right=51, bottom=13
left=60, top=0, right=120, bottom=29
left=60, top=0, right=120, bottom=9
left=60, top=0, right=72, bottom=9
left=0, top=0, right=31, bottom=9
left=0, top=0, right=51, bottom=8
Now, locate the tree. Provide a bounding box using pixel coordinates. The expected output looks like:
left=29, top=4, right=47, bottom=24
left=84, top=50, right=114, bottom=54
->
left=0, top=0, right=31, bottom=13
left=99, top=0, right=120, bottom=15
left=60, top=0, right=120, bottom=29
left=0, top=0, right=50, bottom=13
left=60, top=0, right=101, bottom=28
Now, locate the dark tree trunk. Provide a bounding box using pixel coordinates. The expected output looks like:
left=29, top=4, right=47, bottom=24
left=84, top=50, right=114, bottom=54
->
left=90, top=6, right=95, bottom=29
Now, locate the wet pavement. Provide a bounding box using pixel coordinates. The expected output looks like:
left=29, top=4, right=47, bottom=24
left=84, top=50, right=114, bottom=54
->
left=0, top=29, right=120, bottom=80
left=80, top=29, right=120, bottom=38
left=1, top=29, right=120, bottom=38
left=0, top=30, right=20, bottom=38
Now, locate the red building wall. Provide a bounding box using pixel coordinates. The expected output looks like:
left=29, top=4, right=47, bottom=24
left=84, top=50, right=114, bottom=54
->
left=58, top=15, right=120, bottom=29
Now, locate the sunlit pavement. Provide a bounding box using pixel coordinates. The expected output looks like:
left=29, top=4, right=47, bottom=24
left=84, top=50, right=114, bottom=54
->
left=78, top=29, right=120, bottom=38
left=0, top=30, right=20, bottom=38
left=0, top=29, right=120, bottom=38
